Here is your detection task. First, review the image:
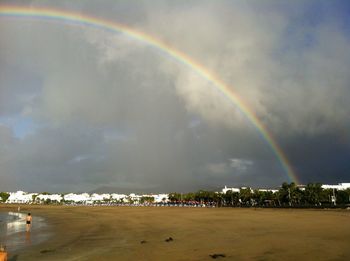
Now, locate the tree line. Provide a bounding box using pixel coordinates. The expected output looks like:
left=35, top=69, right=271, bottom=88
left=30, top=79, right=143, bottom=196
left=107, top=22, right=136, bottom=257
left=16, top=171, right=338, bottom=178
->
left=168, top=182, right=350, bottom=208
left=1, top=182, right=349, bottom=207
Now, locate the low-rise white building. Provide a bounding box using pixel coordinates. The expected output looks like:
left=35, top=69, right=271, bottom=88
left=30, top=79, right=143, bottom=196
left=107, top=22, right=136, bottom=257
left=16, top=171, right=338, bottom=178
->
left=63, top=193, right=90, bottom=203
left=36, top=194, right=63, bottom=203
left=3, top=191, right=171, bottom=205
left=128, top=193, right=141, bottom=203
left=7, top=191, right=37, bottom=204
left=322, top=183, right=350, bottom=190
left=110, top=193, right=127, bottom=202
left=222, top=186, right=240, bottom=194
left=258, top=189, right=278, bottom=193
left=153, top=193, right=168, bottom=203
left=90, top=193, right=111, bottom=202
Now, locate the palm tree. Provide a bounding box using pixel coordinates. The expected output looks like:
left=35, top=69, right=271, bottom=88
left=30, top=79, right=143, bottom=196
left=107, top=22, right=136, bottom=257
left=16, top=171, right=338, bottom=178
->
left=304, top=183, right=323, bottom=206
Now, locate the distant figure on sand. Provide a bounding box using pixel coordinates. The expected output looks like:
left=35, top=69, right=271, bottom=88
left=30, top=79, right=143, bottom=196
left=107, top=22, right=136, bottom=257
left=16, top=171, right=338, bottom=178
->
left=26, top=213, right=32, bottom=232
left=0, top=245, right=8, bottom=261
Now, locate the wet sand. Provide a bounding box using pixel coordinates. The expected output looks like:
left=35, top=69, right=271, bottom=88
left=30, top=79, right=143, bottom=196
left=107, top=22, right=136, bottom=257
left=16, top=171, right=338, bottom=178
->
left=1, top=205, right=350, bottom=260
left=0, top=211, right=49, bottom=253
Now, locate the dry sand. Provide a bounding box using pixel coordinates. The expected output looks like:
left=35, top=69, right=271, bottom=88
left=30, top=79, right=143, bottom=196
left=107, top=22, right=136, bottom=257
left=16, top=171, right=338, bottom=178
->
left=1, top=205, right=350, bottom=260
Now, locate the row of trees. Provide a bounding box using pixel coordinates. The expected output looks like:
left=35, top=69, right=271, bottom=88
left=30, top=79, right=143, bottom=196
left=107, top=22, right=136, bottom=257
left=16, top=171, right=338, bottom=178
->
left=1, top=183, right=349, bottom=207
left=168, top=183, right=350, bottom=208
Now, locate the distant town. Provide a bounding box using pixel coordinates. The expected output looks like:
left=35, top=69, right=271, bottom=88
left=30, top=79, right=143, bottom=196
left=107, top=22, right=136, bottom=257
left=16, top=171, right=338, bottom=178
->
left=1, top=182, right=350, bottom=208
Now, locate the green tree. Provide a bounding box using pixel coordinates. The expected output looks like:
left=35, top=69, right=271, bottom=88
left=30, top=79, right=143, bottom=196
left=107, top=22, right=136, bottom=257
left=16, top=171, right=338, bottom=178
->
left=320, top=188, right=333, bottom=205
left=195, top=190, right=209, bottom=204
left=252, top=190, right=263, bottom=206
left=223, top=191, right=239, bottom=206
left=253, top=190, right=276, bottom=207
left=32, top=194, right=38, bottom=203
left=336, top=190, right=349, bottom=205
left=278, top=182, right=302, bottom=206
left=183, top=192, right=195, bottom=202
left=278, top=182, right=290, bottom=205
left=211, top=192, right=223, bottom=207
left=304, top=183, right=323, bottom=206
left=61, top=194, right=66, bottom=204
left=240, top=187, right=252, bottom=206
left=140, top=196, right=154, bottom=204
left=168, top=193, right=181, bottom=202
left=0, top=192, right=10, bottom=202
left=345, top=188, right=350, bottom=204
left=207, top=191, right=218, bottom=204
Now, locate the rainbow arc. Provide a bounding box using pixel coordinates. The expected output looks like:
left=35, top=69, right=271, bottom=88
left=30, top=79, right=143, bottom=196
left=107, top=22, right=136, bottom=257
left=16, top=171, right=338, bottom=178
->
left=0, top=5, right=298, bottom=184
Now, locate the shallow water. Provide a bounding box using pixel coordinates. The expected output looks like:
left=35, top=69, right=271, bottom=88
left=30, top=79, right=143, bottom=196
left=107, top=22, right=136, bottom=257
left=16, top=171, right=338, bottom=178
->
left=0, top=211, right=51, bottom=253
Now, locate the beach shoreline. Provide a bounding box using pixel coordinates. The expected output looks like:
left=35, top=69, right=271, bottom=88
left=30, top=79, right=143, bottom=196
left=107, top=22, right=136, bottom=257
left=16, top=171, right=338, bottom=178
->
left=1, top=204, right=349, bottom=260
left=0, top=209, right=51, bottom=257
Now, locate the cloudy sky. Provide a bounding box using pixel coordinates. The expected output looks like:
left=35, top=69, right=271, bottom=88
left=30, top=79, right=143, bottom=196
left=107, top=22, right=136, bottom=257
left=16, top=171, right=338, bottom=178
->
left=1, top=0, right=350, bottom=193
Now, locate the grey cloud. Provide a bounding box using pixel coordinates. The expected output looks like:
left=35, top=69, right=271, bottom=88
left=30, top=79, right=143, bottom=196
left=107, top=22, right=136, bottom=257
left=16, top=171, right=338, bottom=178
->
left=0, top=0, right=349, bottom=192
left=0, top=125, right=15, bottom=146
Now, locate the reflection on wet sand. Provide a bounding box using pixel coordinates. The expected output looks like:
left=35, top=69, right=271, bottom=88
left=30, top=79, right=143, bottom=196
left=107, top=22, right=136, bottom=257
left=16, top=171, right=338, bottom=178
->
left=6, top=212, right=26, bottom=235
left=0, top=211, right=50, bottom=254
left=25, top=231, right=31, bottom=246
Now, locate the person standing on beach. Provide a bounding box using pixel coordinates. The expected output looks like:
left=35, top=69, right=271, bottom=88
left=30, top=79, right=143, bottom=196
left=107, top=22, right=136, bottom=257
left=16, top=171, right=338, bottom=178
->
left=26, top=213, right=32, bottom=232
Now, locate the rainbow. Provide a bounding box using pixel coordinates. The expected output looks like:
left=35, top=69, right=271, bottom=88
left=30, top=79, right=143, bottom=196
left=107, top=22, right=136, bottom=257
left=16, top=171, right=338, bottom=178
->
left=0, top=5, right=299, bottom=184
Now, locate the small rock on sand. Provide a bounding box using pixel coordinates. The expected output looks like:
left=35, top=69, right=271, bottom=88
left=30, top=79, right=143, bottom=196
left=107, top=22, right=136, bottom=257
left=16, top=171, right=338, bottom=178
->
left=40, top=249, right=56, bottom=254
left=209, top=253, right=226, bottom=259
left=165, top=237, right=173, bottom=242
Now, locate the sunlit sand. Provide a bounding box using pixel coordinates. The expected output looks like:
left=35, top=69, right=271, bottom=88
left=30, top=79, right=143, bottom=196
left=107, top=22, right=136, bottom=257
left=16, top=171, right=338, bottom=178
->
left=1, top=205, right=349, bottom=260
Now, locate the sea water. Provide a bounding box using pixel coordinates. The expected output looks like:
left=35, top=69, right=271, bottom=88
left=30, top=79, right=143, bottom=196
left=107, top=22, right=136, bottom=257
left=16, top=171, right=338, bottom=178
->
left=0, top=211, right=50, bottom=253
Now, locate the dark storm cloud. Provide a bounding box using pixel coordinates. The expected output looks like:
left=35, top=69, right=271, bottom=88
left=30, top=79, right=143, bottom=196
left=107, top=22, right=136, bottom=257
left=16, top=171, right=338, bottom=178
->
left=0, top=0, right=350, bottom=192
left=283, top=132, right=350, bottom=184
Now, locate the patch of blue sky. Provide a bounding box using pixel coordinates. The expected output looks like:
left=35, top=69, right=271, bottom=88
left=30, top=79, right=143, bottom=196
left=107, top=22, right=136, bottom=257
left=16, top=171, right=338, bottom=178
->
left=271, top=0, right=350, bottom=58
left=0, top=115, right=37, bottom=139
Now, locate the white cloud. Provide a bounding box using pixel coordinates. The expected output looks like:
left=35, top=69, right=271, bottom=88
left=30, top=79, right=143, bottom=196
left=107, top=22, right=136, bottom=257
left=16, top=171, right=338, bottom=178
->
left=206, top=162, right=229, bottom=174
left=230, top=158, right=253, bottom=173
left=83, top=28, right=145, bottom=67
left=1, top=1, right=349, bottom=191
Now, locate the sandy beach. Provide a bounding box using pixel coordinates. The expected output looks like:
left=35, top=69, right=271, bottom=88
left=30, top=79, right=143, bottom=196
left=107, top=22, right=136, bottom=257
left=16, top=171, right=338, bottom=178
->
left=1, top=205, right=349, bottom=260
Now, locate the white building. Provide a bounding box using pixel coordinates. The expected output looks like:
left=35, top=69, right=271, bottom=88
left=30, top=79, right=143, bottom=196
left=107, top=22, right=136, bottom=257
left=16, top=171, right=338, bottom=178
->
left=63, top=193, right=91, bottom=203
left=7, top=191, right=37, bottom=204
left=4, top=191, right=171, bottom=205
left=322, top=183, right=350, bottom=190
left=90, top=193, right=111, bottom=202
left=36, top=194, right=63, bottom=203
left=153, top=193, right=168, bottom=203
left=128, top=193, right=142, bottom=203
left=258, top=189, right=278, bottom=193
left=222, top=186, right=258, bottom=194
left=222, top=186, right=240, bottom=194
left=110, top=193, right=127, bottom=202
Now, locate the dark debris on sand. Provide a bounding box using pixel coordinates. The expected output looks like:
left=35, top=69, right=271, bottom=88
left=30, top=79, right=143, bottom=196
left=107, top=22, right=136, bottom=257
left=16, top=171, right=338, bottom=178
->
left=209, top=253, right=226, bottom=259
left=40, top=249, right=56, bottom=254
left=165, top=237, right=173, bottom=242
left=140, top=240, right=147, bottom=244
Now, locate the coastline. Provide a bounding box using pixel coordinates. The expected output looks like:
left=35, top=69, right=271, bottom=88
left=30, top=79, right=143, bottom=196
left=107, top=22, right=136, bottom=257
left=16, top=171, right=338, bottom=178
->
left=0, top=204, right=349, bottom=260
left=0, top=208, right=51, bottom=256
